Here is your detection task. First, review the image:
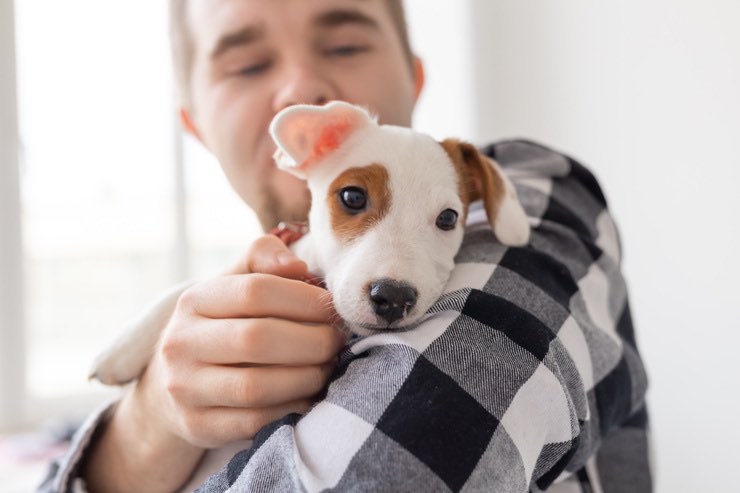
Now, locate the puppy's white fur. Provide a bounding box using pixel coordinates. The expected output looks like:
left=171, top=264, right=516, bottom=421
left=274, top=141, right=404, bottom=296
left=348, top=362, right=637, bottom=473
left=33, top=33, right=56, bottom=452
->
left=289, top=127, right=466, bottom=334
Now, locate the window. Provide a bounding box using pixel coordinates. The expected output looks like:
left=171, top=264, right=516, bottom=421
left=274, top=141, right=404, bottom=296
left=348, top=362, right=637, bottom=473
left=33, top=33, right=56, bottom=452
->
left=2, top=0, right=263, bottom=431
left=0, top=0, right=468, bottom=432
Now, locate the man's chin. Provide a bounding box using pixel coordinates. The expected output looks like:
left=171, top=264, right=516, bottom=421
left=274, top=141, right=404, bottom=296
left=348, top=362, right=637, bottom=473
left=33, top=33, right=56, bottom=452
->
left=253, top=192, right=308, bottom=232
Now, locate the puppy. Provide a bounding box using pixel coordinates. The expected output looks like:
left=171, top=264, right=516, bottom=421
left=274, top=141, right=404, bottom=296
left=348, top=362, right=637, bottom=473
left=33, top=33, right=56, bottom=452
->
left=91, top=101, right=529, bottom=385
left=271, top=101, right=529, bottom=334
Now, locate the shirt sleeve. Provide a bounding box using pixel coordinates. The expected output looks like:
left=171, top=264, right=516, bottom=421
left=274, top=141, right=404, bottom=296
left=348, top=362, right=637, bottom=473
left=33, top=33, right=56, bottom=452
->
left=36, top=399, right=119, bottom=493
left=192, top=140, right=650, bottom=493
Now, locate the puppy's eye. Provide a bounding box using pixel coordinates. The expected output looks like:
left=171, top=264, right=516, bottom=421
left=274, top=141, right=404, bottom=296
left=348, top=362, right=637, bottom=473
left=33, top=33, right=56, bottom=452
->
left=339, top=187, right=367, bottom=213
left=436, top=209, right=458, bottom=231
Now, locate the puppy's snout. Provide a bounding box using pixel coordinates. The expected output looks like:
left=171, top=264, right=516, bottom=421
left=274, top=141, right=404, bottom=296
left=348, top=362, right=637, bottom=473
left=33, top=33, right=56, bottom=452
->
left=369, top=279, right=417, bottom=325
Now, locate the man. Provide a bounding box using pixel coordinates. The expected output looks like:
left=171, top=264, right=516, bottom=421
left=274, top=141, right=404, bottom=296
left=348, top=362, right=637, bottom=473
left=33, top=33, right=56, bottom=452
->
left=41, top=0, right=651, bottom=492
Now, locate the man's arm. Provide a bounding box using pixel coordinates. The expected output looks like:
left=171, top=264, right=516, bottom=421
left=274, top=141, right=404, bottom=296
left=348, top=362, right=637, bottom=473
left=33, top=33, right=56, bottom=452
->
left=38, top=235, right=345, bottom=493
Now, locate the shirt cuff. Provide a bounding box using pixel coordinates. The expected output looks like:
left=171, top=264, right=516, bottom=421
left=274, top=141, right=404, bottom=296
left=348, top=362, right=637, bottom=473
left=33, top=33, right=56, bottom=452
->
left=43, top=398, right=119, bottom=493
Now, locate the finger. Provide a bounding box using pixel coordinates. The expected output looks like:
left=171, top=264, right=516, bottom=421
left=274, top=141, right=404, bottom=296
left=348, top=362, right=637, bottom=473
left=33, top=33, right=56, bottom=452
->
left=181, top=399, right=315, bottom=447
left=194, top=317, right=346, bottom=365
left=186, top=363, right=335, bottom=408
left=225, top=234, right=307, bottom=279
left=181, top=273, right=337, bottom=322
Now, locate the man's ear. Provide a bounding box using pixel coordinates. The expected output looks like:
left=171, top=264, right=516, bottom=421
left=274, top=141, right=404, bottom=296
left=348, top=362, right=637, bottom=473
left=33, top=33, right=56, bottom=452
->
left=412, top=56, right=425, bottom=103
left=269, top=101, right=375, bottom=179
left=179, top=108, right=202, bottom=141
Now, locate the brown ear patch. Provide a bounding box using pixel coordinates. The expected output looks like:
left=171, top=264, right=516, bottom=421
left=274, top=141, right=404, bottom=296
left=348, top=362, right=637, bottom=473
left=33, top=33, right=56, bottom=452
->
left=440, top=139, right=474, bottom=221
left=439, top=139, right=506, bottom=229
left=327, top=164, right=391, bottom=244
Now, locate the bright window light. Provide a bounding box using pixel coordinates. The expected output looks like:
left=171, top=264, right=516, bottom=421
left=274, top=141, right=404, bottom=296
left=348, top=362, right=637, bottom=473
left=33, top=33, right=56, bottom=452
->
left=15, top=0, right=261, bottom=403
left=16, top=0, right=175, bottom=398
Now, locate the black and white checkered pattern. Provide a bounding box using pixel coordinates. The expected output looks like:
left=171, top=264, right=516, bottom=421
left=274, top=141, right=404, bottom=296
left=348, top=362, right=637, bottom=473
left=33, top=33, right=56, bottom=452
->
left=40, top=140, right=651, bottom=493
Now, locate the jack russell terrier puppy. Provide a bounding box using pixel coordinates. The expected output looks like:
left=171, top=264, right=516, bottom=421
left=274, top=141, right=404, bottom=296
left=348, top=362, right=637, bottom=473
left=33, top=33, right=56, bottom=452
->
left=91, top=101, right=530, bottom=385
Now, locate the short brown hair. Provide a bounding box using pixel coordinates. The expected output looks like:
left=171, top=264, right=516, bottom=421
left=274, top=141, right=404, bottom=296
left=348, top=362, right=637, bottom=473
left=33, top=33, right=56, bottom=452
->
left=169, top=0, right=414, bottom=110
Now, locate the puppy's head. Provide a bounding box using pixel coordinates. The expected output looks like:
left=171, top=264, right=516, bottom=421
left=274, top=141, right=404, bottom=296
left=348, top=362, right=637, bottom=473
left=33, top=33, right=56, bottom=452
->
left=270, top=102, right=529, bottom=335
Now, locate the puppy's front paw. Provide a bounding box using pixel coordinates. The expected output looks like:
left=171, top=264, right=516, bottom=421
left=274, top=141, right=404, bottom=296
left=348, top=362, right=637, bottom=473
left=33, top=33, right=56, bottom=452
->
left=89, top=281, right=193, bottom=386
left=89, top=335, right=154, bottom=386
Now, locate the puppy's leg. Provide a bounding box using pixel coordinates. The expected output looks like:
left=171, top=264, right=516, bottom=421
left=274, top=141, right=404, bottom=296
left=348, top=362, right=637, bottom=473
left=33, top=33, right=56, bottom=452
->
left=89, top=280, right=193, bottom=386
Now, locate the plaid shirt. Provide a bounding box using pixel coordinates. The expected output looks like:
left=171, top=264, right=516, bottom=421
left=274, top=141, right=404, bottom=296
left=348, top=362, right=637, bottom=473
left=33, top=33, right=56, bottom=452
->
left=40, top=140, right=651, bottom=493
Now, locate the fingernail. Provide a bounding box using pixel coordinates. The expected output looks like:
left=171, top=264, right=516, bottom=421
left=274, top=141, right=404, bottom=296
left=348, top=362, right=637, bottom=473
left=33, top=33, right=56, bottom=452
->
left=277, top=250, right=299, bottom=265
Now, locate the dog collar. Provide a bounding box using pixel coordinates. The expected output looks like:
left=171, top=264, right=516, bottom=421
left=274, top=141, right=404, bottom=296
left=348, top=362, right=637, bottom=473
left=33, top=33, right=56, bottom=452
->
left=270, top=221, right=309, bottom=247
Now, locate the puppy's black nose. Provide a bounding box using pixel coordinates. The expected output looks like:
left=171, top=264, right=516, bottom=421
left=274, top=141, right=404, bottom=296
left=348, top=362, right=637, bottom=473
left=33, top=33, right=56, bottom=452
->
left=369, top=280, right=417, bottom=325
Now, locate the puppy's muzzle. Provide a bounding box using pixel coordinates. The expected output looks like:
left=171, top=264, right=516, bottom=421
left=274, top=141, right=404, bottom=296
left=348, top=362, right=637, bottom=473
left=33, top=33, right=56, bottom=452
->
left=368, top=279, right=418, bottom=325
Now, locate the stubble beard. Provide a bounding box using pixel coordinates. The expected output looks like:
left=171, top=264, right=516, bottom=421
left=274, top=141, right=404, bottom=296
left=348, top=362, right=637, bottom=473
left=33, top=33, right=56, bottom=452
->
left=254, top=187, right=311, bottom=233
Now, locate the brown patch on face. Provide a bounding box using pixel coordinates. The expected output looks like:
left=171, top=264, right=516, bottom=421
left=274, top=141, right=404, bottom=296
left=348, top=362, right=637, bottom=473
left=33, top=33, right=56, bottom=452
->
left=439, top=139, right=506, bottom=229
left=327, top=164, right=392, bottom=244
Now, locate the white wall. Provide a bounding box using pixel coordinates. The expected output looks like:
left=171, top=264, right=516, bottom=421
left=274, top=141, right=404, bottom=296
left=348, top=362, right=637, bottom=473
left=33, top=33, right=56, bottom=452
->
left=409, top=1, right=740, bottom=492
left=405, top=0, right=474, bottom=140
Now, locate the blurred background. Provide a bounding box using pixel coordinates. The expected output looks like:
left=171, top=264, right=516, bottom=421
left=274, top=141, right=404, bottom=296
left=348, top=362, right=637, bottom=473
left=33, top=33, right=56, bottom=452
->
left=1, top=0, right=738, bottom=491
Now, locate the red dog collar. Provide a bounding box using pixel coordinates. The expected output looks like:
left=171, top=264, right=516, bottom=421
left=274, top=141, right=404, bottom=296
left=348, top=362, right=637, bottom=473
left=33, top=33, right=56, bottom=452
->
left=270, top=221, right=309, bottom=247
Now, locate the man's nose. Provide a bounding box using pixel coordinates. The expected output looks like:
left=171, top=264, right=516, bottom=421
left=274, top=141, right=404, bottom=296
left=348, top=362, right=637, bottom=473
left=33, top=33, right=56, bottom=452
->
left=272, top=65, right=336, bottom=111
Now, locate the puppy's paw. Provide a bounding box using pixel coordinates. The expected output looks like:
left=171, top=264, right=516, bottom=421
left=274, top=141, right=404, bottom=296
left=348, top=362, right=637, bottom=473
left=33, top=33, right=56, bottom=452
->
left=89, top=280, right=193, bottom=386
left=89, top=334, right=154, bottom=386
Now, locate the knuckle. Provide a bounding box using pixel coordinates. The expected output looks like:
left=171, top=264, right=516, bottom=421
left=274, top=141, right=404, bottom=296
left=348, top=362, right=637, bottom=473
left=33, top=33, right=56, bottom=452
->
left=179, top=410, right=206, bottom=441
left=164, top=373, right=186, bottom=402
left=159, top=335, right=182, bottom=364
left=237, top=371, right=264, bottom=406
left=176, top=286, right=200, bottom=313
left=237, top=274, right=264, bottom=304
left=238, top=320, right=266, bottom=353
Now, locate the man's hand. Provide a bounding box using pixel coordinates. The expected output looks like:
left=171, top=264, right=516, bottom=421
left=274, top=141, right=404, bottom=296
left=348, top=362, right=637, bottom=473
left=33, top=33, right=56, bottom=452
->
left=83, top=235, right=346, bottom=493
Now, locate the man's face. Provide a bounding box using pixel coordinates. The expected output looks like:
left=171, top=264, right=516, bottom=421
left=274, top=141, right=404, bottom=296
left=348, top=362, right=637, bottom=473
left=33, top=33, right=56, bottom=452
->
left=185, top=0, right=422, bottom=229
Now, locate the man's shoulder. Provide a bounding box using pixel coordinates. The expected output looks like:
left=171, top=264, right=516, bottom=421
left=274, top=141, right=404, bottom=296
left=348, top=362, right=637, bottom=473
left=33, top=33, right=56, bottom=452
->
left=479, top=138, right=576, bottom=164
left=459, top=138, right=622, bottom=276
left=480, top=138, right=563, bottom=160
left=480, top=138, right=609, bottom=210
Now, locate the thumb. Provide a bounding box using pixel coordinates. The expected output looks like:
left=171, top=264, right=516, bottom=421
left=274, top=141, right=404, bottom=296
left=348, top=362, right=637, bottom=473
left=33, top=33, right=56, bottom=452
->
left=225, top=234, right=308, bottom=279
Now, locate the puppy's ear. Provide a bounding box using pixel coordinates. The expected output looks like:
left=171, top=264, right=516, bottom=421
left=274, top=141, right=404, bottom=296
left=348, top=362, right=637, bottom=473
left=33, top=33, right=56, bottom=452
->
left=441, top=139, right=530, bottom=246
left=270, top=101, right=375, bottom=178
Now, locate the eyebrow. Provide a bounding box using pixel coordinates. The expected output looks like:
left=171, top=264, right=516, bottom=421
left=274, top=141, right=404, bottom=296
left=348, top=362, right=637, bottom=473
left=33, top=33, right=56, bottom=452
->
left=210, top=7, right=379, bottom=61
left=314, top=8, right=380, bottom=31
left=210, top=25, right=265, bottom=61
